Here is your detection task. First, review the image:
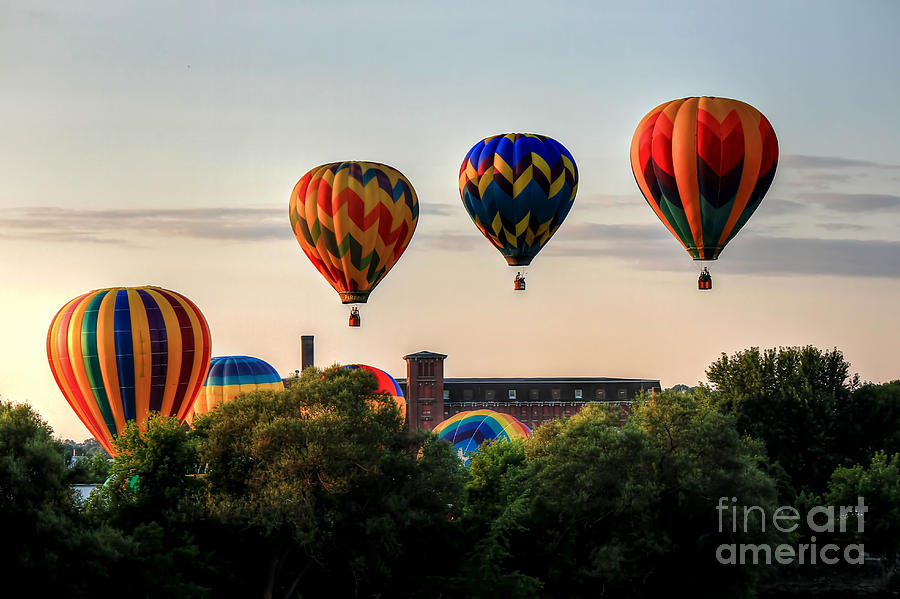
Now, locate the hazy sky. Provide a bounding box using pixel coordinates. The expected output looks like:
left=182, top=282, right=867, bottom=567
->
left=2, top=1, right=899, bottom=441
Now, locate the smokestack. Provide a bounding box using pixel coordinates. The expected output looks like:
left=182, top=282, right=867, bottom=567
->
left=301, top=335, right=314, bottom=371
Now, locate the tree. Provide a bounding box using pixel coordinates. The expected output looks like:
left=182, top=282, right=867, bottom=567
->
left=458, top=393, right=786, bottom=598
left=824, top=452, right=900, bottom=582
left=834, top=381, right=900, bottom=467
left=705, top=346, right=858, bottom=492
left=193, top=365, right=466, bottom=599
left=0, top=401, right=140, bottom=598
left=82, top=415, right=211, bottom=598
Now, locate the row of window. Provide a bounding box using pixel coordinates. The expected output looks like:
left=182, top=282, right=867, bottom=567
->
left=441, top=388, right=629, bottom=401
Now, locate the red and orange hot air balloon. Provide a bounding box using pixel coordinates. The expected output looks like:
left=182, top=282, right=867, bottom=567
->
left=47, top=286, right=212, bottom=455
left=630, top=96, right=778, bottom=289
left=289, top=161, right=419, bottom=326
left=341, top=363, right=406, bottom=418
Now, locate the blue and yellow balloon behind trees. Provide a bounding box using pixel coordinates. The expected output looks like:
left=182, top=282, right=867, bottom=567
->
left=46, top=286, right=212, bottom=456
left=188, top=355, right=284, bottom=421
left=459, top=133, right=578, bottom=267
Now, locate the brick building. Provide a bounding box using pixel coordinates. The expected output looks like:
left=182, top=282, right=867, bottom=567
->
left=399, top=350, right=660, bottom=432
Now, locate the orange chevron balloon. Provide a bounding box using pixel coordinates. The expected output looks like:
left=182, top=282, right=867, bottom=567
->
left=289, top=161, right=419, bottom=304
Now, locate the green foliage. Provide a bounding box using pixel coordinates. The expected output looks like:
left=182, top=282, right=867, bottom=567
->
left=458, top=392, right=786, bottom=598
left=82, top=415, right=211, bottom=598
left=835, top=381, right=900, bottom=466
left=195, top=365, right=466, bottom=599
left=0, top=401, right=143, bottom=598
left=706, top=346, right=859, bottom=492
left=68, top=452, right=113, bottom=484
left=824, top=452, right=900, bottom=571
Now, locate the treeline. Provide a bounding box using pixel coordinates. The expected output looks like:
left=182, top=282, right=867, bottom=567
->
left=1, top=346, right=899, bottom=598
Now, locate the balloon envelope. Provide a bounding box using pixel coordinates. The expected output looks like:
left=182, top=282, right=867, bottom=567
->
left=189, top=355, right=284, bottom=421
left=459, top=133, right=578, bottom=266
left=630, top=96, right=778, bottom=260
left=47, top=286, right=212, bottom=455
left=342, top=363, right=405, bottom=416
left=289, top=161, right=419, bottom=304
left=432, top=409, right=531, bottom=465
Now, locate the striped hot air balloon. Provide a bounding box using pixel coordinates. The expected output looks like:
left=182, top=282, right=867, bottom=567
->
left=46, top=286, right=211, bottom=455
left=432, top=409, right=531, bottom=465
left=188, top=355, right=284, bottom=422
left=630, top=97, right=778, bottom=281
left=459, top=133, right=577, bottom=289
left=341, top=363, right=405, bottom=417
left=289, top=161, right=418, bottom=324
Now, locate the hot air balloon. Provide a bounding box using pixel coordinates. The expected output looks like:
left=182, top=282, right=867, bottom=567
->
left=289, top=161, right=419, bottom=327
left=630, top=96, right=779, bottom=289
left=187, top=355, right=284, bottom=422
left=432, top=409, right=531, bottom=465
left=341, top=363, right=405, bottom=417
left=459, top=133, right=578, bottom=291
left=47, top=286, right=212, bottom=455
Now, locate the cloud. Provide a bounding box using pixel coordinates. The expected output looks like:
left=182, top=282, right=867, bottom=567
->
left=754, top=198, right=807, bottom=216
left=419, top=203, right=458, bottom=217
left=725, top=236, right=900, bottom=278
left=542, top=225, right=900, bottom=279
left=795, top=193, right=900, bottom=213
left=780, top=155, right=900, bottom=170
left=579, top=193, right=643, bottom=207
left=817, top=223, right=868, bottom=232
left=0, top=206, right=291, bottom=244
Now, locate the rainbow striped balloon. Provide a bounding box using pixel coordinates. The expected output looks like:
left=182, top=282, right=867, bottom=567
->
left=432, top=409, right=531, bottom=465
left=289, top=161, right=418, bottom=304
left=47, top=286, right=211, bottom=455
left=342, top=363, right=405, bottom=417
left=189, top=355, right=284, bottom=421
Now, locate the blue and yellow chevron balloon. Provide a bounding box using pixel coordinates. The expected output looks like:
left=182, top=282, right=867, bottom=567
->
left=459, top=133, right=578, bottom=266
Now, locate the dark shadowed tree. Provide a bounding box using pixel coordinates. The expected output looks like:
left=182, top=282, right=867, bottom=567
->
left=705, top=346, right=859, bottom=492
left=194, top=365, right=467, bottom=599
left=458, top=393, right=787, bottom=598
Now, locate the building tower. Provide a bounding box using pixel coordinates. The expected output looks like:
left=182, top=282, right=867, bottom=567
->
left=403, top=351, right=447, bottom=431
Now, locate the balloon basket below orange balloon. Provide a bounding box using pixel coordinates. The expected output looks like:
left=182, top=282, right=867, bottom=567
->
left=349, top=306, right=361, bottom=327
left=514, top=276, right=526, bottom=291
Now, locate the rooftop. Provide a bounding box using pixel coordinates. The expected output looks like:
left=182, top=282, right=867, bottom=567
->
left=403, top=351, right=448, bottom=360
left=398, top=377, right=659, bottom=385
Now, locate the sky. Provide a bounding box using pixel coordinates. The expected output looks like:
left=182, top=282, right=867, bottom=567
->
left=2, top=0, right=899, bottom=441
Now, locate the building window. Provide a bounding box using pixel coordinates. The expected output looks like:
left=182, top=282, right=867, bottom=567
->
left=596, top=389, right=606, bottom=400
left=463, top=389, right=473, bottom=401
left=443, top=389, right=450, bottom=400
left=485, top=390, right=496, bottom=401
left=529, top=389, right=539, bottom=400
left=508, top=389, right=516, bottom=400
left=618, top=389, right=628, bottom=400
left=575, top=389, right=583, bottom=399
left=551, top=388, right=561, bottom=400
